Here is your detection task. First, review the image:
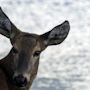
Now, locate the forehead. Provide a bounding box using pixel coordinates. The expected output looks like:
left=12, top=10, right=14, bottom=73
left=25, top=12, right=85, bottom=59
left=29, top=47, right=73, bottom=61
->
left=22, top=34, right=37, bottom=46
left=15, top=33, right=39, bottom=49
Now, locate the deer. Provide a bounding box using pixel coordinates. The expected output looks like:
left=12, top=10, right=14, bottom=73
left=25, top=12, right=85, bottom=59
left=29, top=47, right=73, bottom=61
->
left=0, top=7, right=70, bottom=90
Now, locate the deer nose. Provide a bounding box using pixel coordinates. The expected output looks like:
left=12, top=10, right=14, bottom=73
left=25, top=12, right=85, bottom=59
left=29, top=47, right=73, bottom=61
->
left=13, top=74, right=27, bottom=87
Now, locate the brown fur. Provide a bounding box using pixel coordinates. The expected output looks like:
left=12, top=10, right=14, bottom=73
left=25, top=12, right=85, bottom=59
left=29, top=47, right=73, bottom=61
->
left=0, top=33, right=42, bottom=90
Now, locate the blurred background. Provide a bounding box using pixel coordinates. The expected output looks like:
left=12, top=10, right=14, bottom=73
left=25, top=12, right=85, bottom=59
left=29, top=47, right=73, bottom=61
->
left=0, top=0, right=90, bottom=90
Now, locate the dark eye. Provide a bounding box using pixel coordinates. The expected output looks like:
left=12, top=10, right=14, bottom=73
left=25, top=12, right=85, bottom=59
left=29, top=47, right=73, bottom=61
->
left=12, top=47, right=18, bottom=54
left=33, top=51, right=41, bottom=57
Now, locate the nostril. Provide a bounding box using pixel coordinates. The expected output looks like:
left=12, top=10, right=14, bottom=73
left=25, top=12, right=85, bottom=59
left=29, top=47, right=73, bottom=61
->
left=13, top=75, right=27, bottom=87
left=16, top=75, right=25, bottom=83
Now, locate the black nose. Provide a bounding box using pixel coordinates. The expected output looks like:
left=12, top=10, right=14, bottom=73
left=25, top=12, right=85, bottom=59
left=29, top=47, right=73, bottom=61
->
left=13, top=75, right=27, bottom=87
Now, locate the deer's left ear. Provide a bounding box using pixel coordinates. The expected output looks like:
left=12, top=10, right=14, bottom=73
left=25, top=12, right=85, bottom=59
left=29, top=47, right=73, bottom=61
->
left=40, top=21, right=70, bottom=46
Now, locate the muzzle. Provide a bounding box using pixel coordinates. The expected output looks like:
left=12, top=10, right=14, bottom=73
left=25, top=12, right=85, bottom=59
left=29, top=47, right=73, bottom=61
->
left=13, top=74, right=27, bottom=87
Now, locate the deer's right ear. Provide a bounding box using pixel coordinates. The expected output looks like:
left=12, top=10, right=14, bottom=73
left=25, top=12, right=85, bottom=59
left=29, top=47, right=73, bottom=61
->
left=0, top=7, right=20, bottom=40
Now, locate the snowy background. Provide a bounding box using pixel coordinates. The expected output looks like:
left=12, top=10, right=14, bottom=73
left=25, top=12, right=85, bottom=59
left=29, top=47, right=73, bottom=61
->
left=0, top=0, right=90, bottom=90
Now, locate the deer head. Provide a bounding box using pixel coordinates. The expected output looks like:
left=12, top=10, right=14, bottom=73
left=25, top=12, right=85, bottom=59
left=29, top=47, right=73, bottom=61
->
left=0, top=7, right=70, bottom=90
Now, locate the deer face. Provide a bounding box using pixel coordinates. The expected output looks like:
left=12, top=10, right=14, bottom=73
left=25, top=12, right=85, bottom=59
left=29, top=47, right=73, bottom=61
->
left=0, top=7, right=70, bottom=89
left=11, top=34, right=42, bottom=87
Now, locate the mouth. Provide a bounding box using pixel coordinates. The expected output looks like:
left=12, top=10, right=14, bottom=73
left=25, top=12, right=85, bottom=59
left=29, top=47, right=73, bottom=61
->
left=11, top=80, right=27, bottom=88
left=14, top=81, right=27, bottom=88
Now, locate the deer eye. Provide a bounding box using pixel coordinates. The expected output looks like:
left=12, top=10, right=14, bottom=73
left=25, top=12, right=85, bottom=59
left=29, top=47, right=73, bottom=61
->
left=33, top=51, right=41, bottom=57
left=12, top=47, right=18, bottom=54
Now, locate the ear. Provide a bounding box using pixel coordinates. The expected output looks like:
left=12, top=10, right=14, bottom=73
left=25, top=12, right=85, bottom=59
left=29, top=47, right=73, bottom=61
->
left=40, top=21, right=70, bottom=46
left=0, top=7, right=21, bottom=42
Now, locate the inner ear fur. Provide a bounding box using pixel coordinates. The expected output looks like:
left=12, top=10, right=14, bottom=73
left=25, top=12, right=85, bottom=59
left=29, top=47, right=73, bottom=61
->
left=0, top=7, right=21, bottom=43
left=40, top=21, right=70, bottom=46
